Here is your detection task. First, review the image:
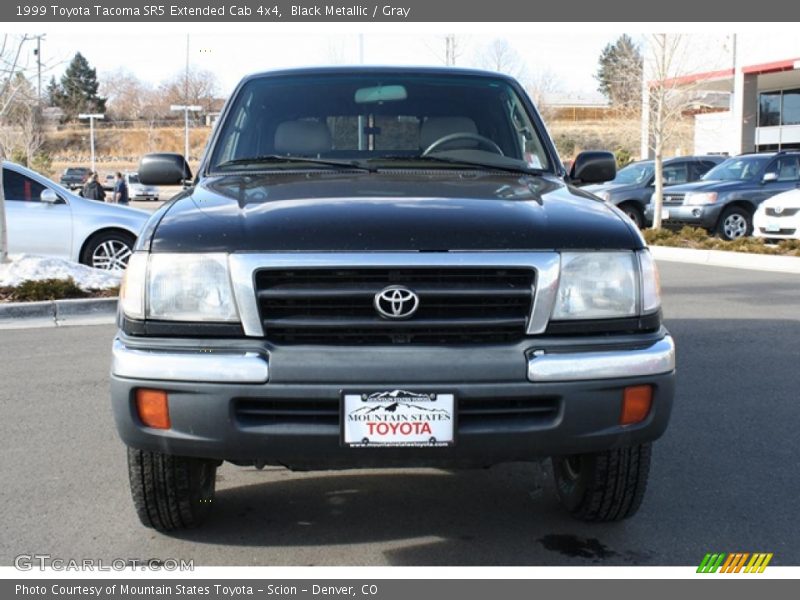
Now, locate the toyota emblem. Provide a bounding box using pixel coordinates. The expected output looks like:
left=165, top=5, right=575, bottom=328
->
left=374, top=286, right=420, bottom=319
left=774, top=206, right=784, bottom=214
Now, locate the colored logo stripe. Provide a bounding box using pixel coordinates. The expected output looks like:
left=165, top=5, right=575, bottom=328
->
left=697, top=553, right=773, bottom=573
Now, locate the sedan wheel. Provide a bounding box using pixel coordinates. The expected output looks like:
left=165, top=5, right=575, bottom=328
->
left=81, top=231, right=136, bottom=271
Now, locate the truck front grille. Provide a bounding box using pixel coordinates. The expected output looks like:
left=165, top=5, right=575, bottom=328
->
left=662, top=194, right=685, bottom=206
left=234, top=396, right=560, bottom=429
left=254, top=267, right=534, bottom=345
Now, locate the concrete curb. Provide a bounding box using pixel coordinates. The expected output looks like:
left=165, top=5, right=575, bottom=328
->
left=650, top=245, right=800, bottom=275
left=0, top=297, right=117, bottom=329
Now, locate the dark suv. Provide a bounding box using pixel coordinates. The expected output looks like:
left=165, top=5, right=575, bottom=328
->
left=645, top=152, right=800, bottom=240
left=585, top=156, right=724, bottom=228
left=112, top=67, right=675, bottom=530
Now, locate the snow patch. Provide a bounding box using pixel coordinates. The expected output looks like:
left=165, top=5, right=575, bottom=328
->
left=0, top=254, right=121, bottom=289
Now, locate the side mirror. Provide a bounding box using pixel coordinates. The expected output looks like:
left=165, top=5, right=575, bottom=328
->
left=138, top=153, right=192, bottom=186
left=40, top=188, right=62, bottom=204
left=569, top=151, right=616, bottom=185
left=762, top=172, right=778, bottom=184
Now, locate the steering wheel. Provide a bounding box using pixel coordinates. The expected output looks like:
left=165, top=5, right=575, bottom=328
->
left=421, top=132, right=505, bottom=157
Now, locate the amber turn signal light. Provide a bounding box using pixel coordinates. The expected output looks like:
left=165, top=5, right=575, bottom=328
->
left=620, top=385, right=652, bottom=425
left=135, top=389, right=171, bottom=429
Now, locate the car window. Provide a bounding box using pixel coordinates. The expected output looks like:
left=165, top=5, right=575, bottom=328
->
left=662, top=162, right=688, bottom=185
left=702, top=156, right=771, bottom=181
left=611, top=162, right=653, bottom=185
left=2, top=169, right=46, bottom=202
left=210, top=73, right=550, bottom=172
left=765, top=156, right=800, bottom=181
left=691, top=161, right=717, bottom=180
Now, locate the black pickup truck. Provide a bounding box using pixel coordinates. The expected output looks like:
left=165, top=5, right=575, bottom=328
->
left=113, top=67, right=675, bottom=530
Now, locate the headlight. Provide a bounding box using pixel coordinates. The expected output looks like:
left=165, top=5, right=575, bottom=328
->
left=684, top=192, right=717, bottom=205
left=551, top=250, right=661, bottom=320
left=119, top=252, right=239, bottom=322
left=120, top=252, right=147, bottom=320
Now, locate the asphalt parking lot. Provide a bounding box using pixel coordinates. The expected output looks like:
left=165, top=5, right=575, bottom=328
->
left=1, top=261, right=798, bottom=566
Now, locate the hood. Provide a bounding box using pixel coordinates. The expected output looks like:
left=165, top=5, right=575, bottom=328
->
left=147, top=172, right=641, bottom=253
left=583, top=182, right=640, bottom=196
left=761, top=188, right=800, bottom=208
left=662, top=179, right=749, bottom=194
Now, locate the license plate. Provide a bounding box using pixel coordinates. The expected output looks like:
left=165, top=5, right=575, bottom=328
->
left=342, top=390, right=455, bottom=447
left=661, top=208, right=670, bottom=220
left=764, top=221, right=781, bottom=233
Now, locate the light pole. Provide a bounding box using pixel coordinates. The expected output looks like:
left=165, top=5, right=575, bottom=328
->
left=78, top=113, right=104, bottom=171
left=170, top=104, right=202, bottom=160
left=32, top=34, right=45, bottom=102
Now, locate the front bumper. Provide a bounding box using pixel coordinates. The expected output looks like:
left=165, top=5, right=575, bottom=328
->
left=645, top=203, right=722, bottom=229
left=753, top=212, right=800, bottom=239
left=110, top=331, right=676, bottom=469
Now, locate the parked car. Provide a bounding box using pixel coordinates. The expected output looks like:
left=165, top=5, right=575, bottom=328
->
left=2, top=161, right=149, bottom=270
left=644, top=151, right=800, bottom=240
left=753, top=188, right=800, bottom=240
left=585, top=155, right=724, bottom=228
left=113, top=66, right=674, bottom=530
left=102, top=172, right=160, bottom=201
left=125, top=172, right=159, bottom=201
left=59, top=166, right=92, bottom=190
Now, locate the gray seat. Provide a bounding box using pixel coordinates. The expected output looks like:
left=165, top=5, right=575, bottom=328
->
left=274, top=120, right=332, bottom=155
left=419, top=117, right=478, bottom=151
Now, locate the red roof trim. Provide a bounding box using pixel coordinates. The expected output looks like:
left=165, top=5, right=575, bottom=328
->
left=650, top=68, right=734, bottom=88
left=742, top=58, right=800, bottom=75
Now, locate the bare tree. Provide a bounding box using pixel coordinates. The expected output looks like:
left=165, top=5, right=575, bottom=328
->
left=474, top=38, right=528, bottom=81
left=0, top=34, right=33, bottom=264
left=157, top=67, right=220, bottom=115
left=646, top=34, right=725, bottom=230
left=100, top=68, right=153, bottom=121
left=423, top=34, right=469, bottom=66
left=526, top=69, right=563, bottom=121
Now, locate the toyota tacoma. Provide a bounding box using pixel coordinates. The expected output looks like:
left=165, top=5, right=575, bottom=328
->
left=112, top=67, right=675, bottom=530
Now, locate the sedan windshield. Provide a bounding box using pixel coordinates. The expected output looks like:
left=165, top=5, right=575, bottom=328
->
left=611, top=162, right=653, bottom=185
left=702, top=156, right=770, bottom=181
left=209, top=72, right=551, bottom=174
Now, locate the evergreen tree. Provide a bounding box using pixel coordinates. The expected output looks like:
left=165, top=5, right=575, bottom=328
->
left=53, top=52, right=106, bottom=120
left=595, top=35, right=643, bottom=112
left=45, top=75, right=62, bottom=107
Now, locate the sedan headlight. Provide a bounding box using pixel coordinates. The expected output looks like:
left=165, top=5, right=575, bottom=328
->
left=684, top=192, right=717, bottom=206
left=552, top=250, right=660, bottom=320
left=120, top=252, right=239, bottom=322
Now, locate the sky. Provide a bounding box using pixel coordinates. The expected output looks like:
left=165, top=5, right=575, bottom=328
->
left=25, top=31, right=623, bottom=100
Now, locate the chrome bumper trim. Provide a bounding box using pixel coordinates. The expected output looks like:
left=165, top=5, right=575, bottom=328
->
left=527, top=336, right=675, bottom=382
left=111, top=339, right=269, bottom=383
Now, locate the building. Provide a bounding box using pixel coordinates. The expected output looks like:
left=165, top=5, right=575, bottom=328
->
left=642, top=35, right=800, bottom=157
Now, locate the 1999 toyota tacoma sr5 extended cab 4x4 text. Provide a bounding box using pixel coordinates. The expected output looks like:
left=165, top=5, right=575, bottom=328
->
left=112, top=67, right=675, bottom=530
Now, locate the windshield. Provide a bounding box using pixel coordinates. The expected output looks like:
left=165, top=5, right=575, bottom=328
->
left=127, top=173, right=140, bottom=184
left=611, top=162, right=653, bottom=185
left=702, top=156, right=770, bottom=181
left=209, top=73, right=550, bottom=173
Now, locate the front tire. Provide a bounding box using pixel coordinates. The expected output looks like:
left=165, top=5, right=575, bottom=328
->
left=552, top=444, right=652, bottom=521
left=619, top=202, right=644, bottom=229
left=127, top=448, right=217, bottom=531
left=717, top=206, right=752, bottom=241
left=80, top=231, right=136, bottom=271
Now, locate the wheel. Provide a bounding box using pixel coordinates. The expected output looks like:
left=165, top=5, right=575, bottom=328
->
left=422, top=133, right=505, bottom=156
left=80, top=231, right=135, bottom=271
left=717, top=206, right=752, bottom=241
left=127, top=448, right=217, bottom=531
left=619, top=202, right=644, bottom=229
left=551, top=443, right=652, bottom=521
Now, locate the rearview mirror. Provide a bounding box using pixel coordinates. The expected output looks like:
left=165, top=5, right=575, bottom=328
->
left=569, top=151, right=616, bottom=185
left=40, top=188, right=62, bottom=204
left=138, top=153, right=192, bottom=186
left=354, top=85, right=407, bottom=104
left=762, top=172, right=778, bottom=183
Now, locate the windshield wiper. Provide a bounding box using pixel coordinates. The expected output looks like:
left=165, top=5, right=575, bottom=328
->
left=214, top=154, right=371, bottom=172
left=375, top=154, right=544, bottom=176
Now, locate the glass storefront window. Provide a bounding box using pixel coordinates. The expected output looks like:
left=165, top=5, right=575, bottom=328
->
left=782, top=89, right=800, bottom=126
left=759, top=92, right=781, bottom=126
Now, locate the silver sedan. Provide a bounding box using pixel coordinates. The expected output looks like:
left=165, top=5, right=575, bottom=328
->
left=2, top=161, right=150, bottom=270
